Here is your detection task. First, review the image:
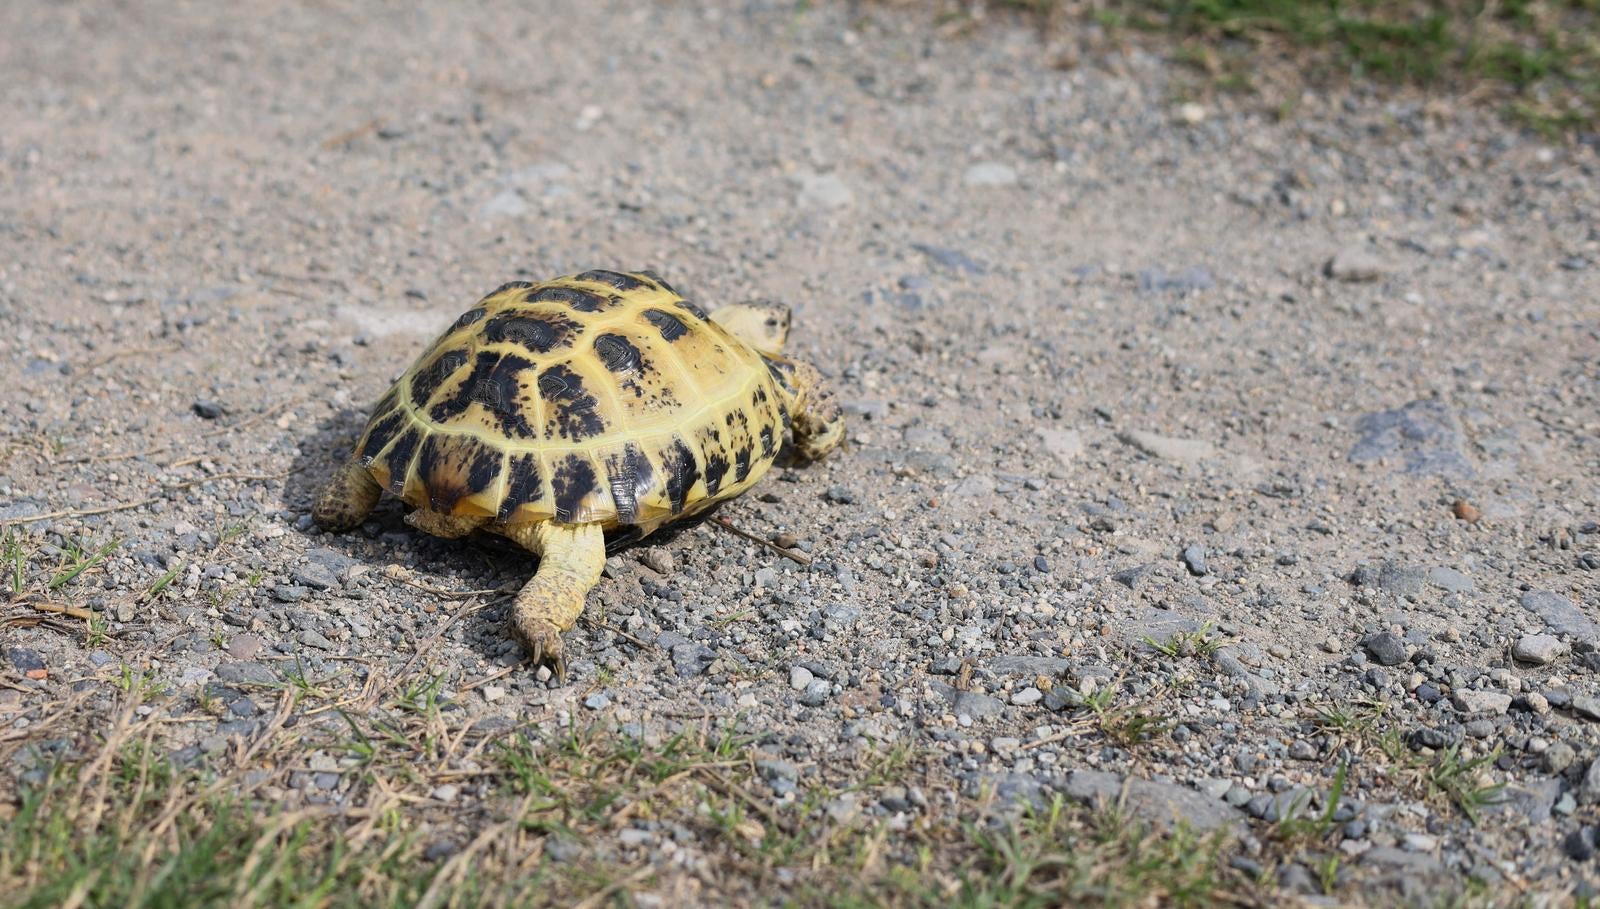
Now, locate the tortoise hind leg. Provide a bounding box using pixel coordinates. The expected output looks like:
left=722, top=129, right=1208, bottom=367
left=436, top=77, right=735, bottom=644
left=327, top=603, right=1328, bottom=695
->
left=313, top=456, right=383, bottom=532
left=784, top=359, right=845, bottom=461
left=499, top=521, right=606, bottom=681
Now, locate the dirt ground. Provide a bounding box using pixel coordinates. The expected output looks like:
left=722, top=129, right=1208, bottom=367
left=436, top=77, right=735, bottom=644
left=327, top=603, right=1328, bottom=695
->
left=3, top=1, right=1599, bottom=905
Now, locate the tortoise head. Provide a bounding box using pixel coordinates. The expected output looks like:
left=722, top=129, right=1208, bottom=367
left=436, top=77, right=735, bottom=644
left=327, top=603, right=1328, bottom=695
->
left=709, top=300, right=790, bottom=356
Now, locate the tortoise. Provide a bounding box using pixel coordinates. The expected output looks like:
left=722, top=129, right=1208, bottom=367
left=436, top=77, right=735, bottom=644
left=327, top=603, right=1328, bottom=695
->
left=312, top=269, right=845, bottom=679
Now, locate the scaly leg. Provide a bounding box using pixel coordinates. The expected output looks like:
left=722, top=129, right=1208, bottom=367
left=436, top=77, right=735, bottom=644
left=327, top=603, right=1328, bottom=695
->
left=498, top=521, right=606, bottom=681
left=312, top=456, right=383, bottom=532
left=785, top=359, right=846, bottom=461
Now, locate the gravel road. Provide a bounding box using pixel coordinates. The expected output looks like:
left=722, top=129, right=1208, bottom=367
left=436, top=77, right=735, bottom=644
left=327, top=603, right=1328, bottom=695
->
left=3, top=0, right=1599, bottom=903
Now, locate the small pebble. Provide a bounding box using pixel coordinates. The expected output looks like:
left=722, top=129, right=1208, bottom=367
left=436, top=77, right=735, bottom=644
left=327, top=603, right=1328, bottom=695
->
left=642, top=549, right=675, bottom=575
left=1010, top=687, right=1043, bottom=707
left=789, top=666, right=815, bottom=691
left=1512, top=634, right=1568, bottom=666
left=1362, top=633, right=1407, bottom=667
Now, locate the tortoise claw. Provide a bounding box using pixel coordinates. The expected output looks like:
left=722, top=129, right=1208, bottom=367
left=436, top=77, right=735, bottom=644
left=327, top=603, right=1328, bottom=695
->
left=515, top=619, right=567, bottom=683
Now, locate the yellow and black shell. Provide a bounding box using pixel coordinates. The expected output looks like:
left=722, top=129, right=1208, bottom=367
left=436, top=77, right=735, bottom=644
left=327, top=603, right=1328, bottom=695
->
left=353, top=270, right=791, bottom=532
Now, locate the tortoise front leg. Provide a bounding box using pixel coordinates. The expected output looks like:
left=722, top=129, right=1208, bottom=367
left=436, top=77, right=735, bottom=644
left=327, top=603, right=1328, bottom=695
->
left=312, top=456, right=383, bottom=532
left=499, top=521, right=606, bottom=681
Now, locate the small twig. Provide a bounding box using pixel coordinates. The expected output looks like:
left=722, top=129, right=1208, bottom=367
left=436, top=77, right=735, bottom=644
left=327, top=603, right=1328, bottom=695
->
left=1018, top=722, right=1095, bottom=751
left=319, top=120, right=381, bottom=151
left=594, top=621, right=652, bottom=650
left=709, top=516, right=812, bottom=565
left=77, top=344, right=183, bottom=373
left=19, top=600, right=97, bottom=621
left=368, top=597, right=487, bottom=706
left=458, top=667, right=517, bottom=692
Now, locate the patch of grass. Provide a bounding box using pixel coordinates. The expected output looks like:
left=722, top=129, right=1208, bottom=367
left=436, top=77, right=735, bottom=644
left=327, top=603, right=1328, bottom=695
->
left=1310, top=696, right=1390, bottom=752
left=837, top=796, right=1236, bottom=908
left=139, top=560, right=183, bottom=602
left=3, top=529, right=28, bottom=597
left=1427, top=745, right=1506, bottom=823
left=1274, top=761, right=1349, bottom=845
left=1079, top=681, right=1171, bottom=748
left=47, top=537, right=119, bottom=592
left=1375, top=731, right=1506, bottom=824
left=890, top=0, right=1600, bottom=133
left=1143, top=621, right=1225, bottom=659
left=0, top=669, right=1262, bottom=909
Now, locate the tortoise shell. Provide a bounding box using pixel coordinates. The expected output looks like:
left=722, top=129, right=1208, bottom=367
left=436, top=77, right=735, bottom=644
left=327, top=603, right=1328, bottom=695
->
left=353, top=270, right=792, bottom=531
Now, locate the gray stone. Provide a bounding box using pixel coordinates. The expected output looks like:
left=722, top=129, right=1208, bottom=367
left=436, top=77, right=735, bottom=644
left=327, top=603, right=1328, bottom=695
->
left=6, top=648, right=45, bottom=672
left=545, top=837, right=582, bottom=863
left=1248, top=788, right=1315, bottom=823
left=583, top=692, right=610, bottom=710
left=227, top=634, right=262, bottom=661
left=291, top=562, right=338, bottom=591
left=1570, top=695, right=1600, bottom=721
left=797, top=173, right=854, bottom=208
left=1451, top=689, right=1511, bottom=715
left=668, top=642, right=716, bottom=678
left=963, top=161, right=1017, bottom=187
left=950, top=690, right=1004, bottom=719
left=1136, top=266, right=1214, bottom=296
left=1375, top=563, right=1426, bottom=598
left=911, top=243, right=985, bottom=275
left=272, top=584, right=309, bottom=603
left=1521, top=590, right=1599, bottom=640
left=1512, top=634, right=1568, bottom=666
left=1036, top=428, right=1083, bottom=467
left=1062, top=770, right=1244, bottom=833
left=1564, top=827, right=1597, bottom=861
left=1043, top=687, right=1081, bottom=711
left=1182, top=544, right=1209, bottom=576
left=303, top=548, right=354, bottom=573
left=1496, top=779, right=1560, bottom=822
left=1427, top=567, right=1474, bottom=594
left=641, top=549, right=674, bottom=575
left=756, top=759, right=798, bottom=781
left=1544, top=742, right=1577, bottom=775
left=297, top=629, right=335, bottom=651
left=214, top=662, right=277, bottom=686
left=799, top=679, right=830, bottom=707
left=1348, top=400, right=1472, bottom=479
left=0, top=501, right=44, bottom=522
left=1111, top=564, right=1156, bottom=590
left=945, top=474, right=995, bottom=499
left=478, top=189, right=527, bottom=220
left=1582, top=759, right=1600, bottom=805
left=1325, top=246, right=1393, bottom=282
left=1362, top=633, right=1408, bottom=667
left=1010, top=687, right=1043, bottom=707
left=789, top=666, right=814, bottom=691
left=1118, top=430, right=1216, bottom=464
